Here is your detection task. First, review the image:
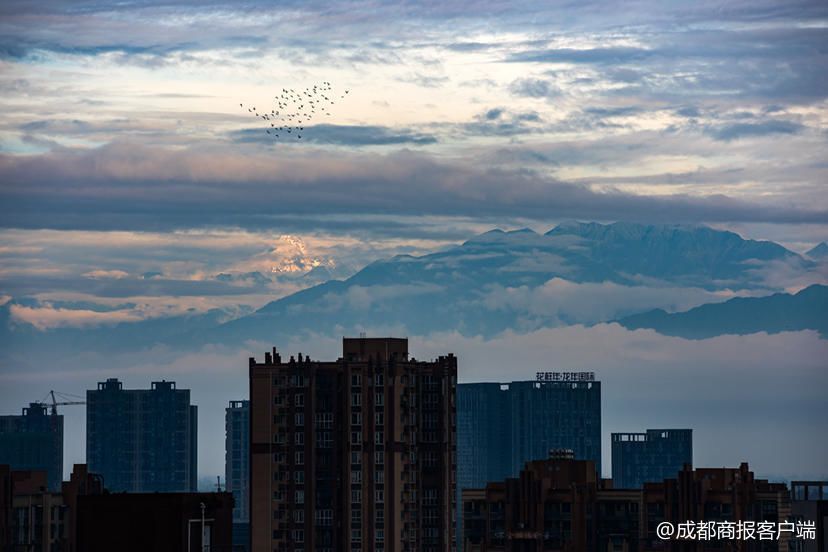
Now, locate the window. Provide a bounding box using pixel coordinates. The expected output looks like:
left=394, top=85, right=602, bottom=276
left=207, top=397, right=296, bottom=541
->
left=351, top=431, right=360, bottom=445
left=295, top=490, right=304, bottom=504
left=351, top=412, right=362, bottom=426
left=294, top=470, right=304, bottom=484
left=295, top=412, right=304, bottom=426
left=351, top=393, right=361, bottom=407
left=315, top=509, right=333, bottom=526
left=375, top=431, right=384, bottom=445
left=351, top=451, right=361, bottom=465
left=352, top=509, right=362, bottom=523
left=293, top=529, right=304, bottom=542
left=374, top=451, right=384, bottom=465
left=351, top=470, right=362, bottom=484
left=315, top=412, right=333, bottom=429
left=316, top=431, right=332, bottom=449
left=351, top=374, right=361, bottom=386
left=375, top=373, right=384, bottom=386
left=375, top=490, right=384, bottom=503
left=375, top=393, right=384, bottom=406
left=376, top=529, right=384, bottom=542
left=374, top=412, right=384, bottom=426
left=375, top=470, right=384, bottom=483
left=295, top=393, right=304, bottom=407
left=294, top=509, right=304, bottom=523
left=295, top=451, right=304, bottom=465
left=295, top=432, right=304, bottom=446
left=351, top=489, right=362, bottom=503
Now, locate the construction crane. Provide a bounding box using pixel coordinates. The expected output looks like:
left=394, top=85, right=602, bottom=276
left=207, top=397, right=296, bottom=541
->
left=35, top=390, right=86, bottom=415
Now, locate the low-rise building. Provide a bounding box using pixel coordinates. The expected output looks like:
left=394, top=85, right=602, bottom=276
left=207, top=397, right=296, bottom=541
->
left=462, top=453, right=794, bottom=552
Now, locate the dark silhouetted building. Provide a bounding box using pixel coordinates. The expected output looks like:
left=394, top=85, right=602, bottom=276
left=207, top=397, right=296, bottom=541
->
left=226, top=399, right=250, bottom=552
left=1, top=463, right=234, bottom=552
left=0, top=403, right=63, bottom=491
left=86, top=378, right=198, bottom=492
left=76, top=491, right=234, bottom=552
left=463, top=456, right=793, bottom=552
left=457, top=375, right=601, bottom=549
left=0, top=463, right=103, bottom=552
left=612, top=428, right=692, bottom=489
left=249, top=337, right=457, bottom=551
left=790, top=481, right=827, bottom=552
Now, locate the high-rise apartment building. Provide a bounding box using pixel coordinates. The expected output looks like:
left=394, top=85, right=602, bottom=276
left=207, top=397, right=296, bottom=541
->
left=457, top=375, right=601, bottom=547
left=86, top=378, right=197, bottom=492
left=226, top=400, right=250, bottom=524
left=612, top=428, right=692, bottom=489
left=249, top=337, right=457, bottom=552
left=0, top=403, right=63, bottom=491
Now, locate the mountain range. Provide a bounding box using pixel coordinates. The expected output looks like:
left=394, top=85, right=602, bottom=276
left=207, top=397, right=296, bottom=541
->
left=807, top=242, right=828, bottom=259
left=617, top=284, right=828, bottom=339
left=1, top=222, right=824, bottom=355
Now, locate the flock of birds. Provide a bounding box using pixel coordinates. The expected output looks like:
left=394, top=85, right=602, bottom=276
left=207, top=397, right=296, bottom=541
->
left=240, top=82, right=349, bottom=141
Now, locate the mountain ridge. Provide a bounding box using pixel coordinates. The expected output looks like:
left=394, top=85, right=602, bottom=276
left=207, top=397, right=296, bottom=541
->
left=616, top=284, right=828, bottom=339
left=1, top=222, right=822, bottom=353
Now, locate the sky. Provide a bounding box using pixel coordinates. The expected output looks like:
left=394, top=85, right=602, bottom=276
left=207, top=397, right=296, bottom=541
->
left=0, top=0, right=826, bottom=481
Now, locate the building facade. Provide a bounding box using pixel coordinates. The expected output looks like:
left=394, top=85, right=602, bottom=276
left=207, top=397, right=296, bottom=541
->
left=0, top=463, right=104, bottom=552
left=463, top=457, right=794, bottom=552
left=249, top=337, right=457, bottom=552
left=1, top=463, right=233, bottom=552
left=226, top=400, right=250, bottom=552
left=226, top=400, right=250, bottom=524
left=0, top=403, right=63, bottom=491
left=790, top=481, right=827, bottom=552
left=612, top=429, right=692, bottom=489
left=86, top=378, right=198, bottom=492
left=457, top=377, right=601, bottom=549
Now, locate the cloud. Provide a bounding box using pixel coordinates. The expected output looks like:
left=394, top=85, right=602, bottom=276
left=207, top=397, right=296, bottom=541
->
left=232, top=124, right=438, bottom=146
left=9, top=304, right=146, bottom=329
left=1, top=143, right=826, bottom=233
left=83, top=269, right=129, bottom=279
left=508, top=47, right=654, bottom=65
left=395, top=73, right=449, bottom=88
left=483, top=108, right=504, bottom=120
left=705, top=120, right=805, bottom=141
left=470, top=278, right=732, bottom=326
left=508, top=77, right=560, bottom=98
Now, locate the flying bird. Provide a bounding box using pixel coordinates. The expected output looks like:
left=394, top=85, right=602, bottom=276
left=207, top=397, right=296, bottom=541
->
left=240, top=81, right=352, bottom=142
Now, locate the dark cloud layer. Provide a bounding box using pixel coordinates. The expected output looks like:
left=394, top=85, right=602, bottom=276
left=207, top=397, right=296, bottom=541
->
left=705, top=120, right=805, bottom=141
left=1, top=144, right=826, bottom=232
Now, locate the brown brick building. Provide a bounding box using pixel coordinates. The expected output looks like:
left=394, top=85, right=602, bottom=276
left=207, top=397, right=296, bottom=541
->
left=463, top=453, right=793, bottom=552
left=0, top=463, right=103, bottom=552
left=249, top=337, right=457, bottom=552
